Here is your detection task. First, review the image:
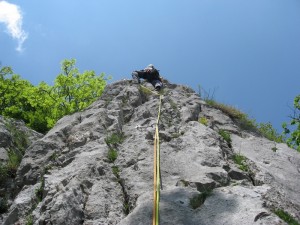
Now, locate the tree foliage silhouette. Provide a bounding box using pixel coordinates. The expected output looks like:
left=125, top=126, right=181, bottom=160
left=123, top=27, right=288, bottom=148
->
left=0, top=59, right=108, bottom=133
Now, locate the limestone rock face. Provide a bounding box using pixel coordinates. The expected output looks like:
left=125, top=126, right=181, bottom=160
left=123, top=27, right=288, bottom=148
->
left=0, top=116, right=43, bottom=224
left=2, top=80, right=300, bottom=225
left=0, top=116, right=42, bottom=162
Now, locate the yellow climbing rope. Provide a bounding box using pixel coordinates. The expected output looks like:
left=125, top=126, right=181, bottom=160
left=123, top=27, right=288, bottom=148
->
left=138, top=84, right=162, bottom=224
left=153, top=93, right=163, bottom=225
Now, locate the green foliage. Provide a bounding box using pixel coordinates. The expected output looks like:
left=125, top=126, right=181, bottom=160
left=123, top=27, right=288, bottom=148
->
left=123, top=203, right=130, bottom=215
left=199, top=116, right=208, bottom=126
left=219, top=130, right=232, bottom=148
left=206, top=99, right=285, bottom=144
left=112, top=166, right=120, bottom=178
left=232, top=153, right=249, bottom=172
left=190, top=190, right=212, bottom=209
left=139, top=85, right=153, bottom=96
left=105, top=132, right=125, bottom=146
left=0, top=60, right=108, bottom=133
left=7, top=149, right=22, bottom=178
left=258, top=122, right=285, bottom=143
left=35, top=177, right=45, bottom=202
left=283, top=95, right=300, bottom=152
left=274, top=209, right=300, bottom=225
left=0, top=163, right=8, bottom=183
left=0, top=66, right=34, bottom=121
left=206, top=99, right=257, bottom=131
left=49, top=152, right=59, bottom=161
left=107, top=149, right=118, bottom=163
left=0, top=150, right=22, bottom=185
left=25, top=214, right=34, bottom=225
left=171, top=132, right=181, bottom=139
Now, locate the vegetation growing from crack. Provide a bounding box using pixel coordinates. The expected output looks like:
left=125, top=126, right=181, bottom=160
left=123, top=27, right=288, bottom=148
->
left=104, top=131, right=132, bottom=215
left=105, top=132, right=126, bottom=163
left=199, top=116, right=208, bottom=126
left=171, top=132, right=182, bottom=139
left=232, top=153, right=249, bottom=172
left=111, top=165, right=132, bottom=215
left=25, top=214, right=34, bottom=225
left=202, top=94, right=285, bottom=143
left=190, top=190, right=213, bottom=209
left=273, top=209, right=300, bottom=225
left=105, top=132, right=125, bottom=147
left=35, top=175, right=45, bottom=203
left=49, top=151, right=59, bottom=161
left=219, top=129, right=232, bottom=148
left=112, top=166, right=120, bottom=178
left=107, top=148, right=118, bottom=163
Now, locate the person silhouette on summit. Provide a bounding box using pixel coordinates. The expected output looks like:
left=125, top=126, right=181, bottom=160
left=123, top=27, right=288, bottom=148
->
left=132, top=64, right=163, bottom=91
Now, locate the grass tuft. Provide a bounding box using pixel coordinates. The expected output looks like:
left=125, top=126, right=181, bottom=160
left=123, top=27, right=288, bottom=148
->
left=206, top=99, right=284, bottom=143
left=107, top=149, right=118, bottom=163
left=274, top=209, right=300, bottom=225
left=219, top=130, right=232, bottom=148
left=105, top=132, right=125, bottom=146
left=232, top=153, right=249, bottom=172
left=199, top=117, right=208, bottom=126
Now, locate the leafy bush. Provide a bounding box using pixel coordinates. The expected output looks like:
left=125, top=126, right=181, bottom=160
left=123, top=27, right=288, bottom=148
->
left=258, top=122, right=285, bottom=143
left=283, top=94, right=300, bottom=152
left=0, top=60, right=108, bottom=133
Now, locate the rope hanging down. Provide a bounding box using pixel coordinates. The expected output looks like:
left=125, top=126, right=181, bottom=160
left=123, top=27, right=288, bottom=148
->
left=153, top=93, right=163, bottom=225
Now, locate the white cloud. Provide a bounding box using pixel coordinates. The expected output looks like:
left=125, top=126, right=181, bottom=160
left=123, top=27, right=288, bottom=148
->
left=0, top=1, right=28, bottom=52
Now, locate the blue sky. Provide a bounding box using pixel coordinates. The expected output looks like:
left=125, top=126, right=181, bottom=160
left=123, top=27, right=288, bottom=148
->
left=0, top=0, right=299, bottom=132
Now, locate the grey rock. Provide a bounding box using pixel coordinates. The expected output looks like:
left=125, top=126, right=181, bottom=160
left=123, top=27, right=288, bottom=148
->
left=231, top=134, right=300, bottom=219
left=199, top=104, right=240, bottom=134
left=0, top=116, right=43, bottom=225
left=0, top=147, right=8, bottom=161
left=0, top=125, right=11, bottom=148
left=3, top=80, right=300, bottom=225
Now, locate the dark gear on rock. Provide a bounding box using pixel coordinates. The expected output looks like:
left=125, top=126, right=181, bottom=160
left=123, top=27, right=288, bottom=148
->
left=132, top=64, right=163, bottom=91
